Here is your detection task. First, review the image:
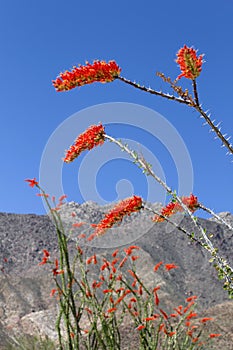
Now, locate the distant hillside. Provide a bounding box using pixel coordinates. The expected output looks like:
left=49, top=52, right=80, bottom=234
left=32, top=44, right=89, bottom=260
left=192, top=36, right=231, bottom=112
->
left=0, top=203, right=233, bottom=348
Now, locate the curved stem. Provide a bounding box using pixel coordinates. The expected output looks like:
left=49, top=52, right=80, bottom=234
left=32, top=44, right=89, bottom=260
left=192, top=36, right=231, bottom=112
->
left=194, top=105, right=233, bottom=155
left=198, top=203, right=233, bottom=232
left=117, top=76, right=192, bottom=105
left=104, top=135, right=233, bottom=291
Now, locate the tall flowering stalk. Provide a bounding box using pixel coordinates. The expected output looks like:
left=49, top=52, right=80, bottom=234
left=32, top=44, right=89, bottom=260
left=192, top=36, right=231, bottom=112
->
left=61, top=123, right=233, bottom=296
left=53, top=60, right=121, bottom=91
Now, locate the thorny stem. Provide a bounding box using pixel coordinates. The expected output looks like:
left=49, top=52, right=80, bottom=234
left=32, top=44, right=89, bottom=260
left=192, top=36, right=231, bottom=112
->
left=194, top=105, right=233, bottom=155
left=144, top=205, right=204, bottom=247
left=116, top=76, right=192, bottom=105
left=192, top=79, right=199, bottom=106
left=198, top=202, right=233, bottom=233
left=117, top=75, right=233, bottom=156
left=104, top=135, right=233, bottom=291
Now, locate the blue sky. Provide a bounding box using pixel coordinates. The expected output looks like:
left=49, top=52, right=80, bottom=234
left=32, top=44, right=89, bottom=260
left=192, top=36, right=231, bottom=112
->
left=1, top=1, right=232, bottom=217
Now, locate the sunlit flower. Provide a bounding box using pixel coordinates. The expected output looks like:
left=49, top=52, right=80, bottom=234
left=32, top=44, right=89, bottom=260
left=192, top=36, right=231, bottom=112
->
left=176, top=45, right=203, bottom=80
left=165, top=263, right=178, bottom=271
left=136, top=324, right=145, bottom=331
left=107, top=307, right=117, bottom=313
left=25, top=178, right=38, bottom=188
left=209, top=333, right=221, bottom=338
left=38, top=249, right=50, bottom=265
left=186, top=295, right=197, bottom=303
left=53, top=60, right=121, bottom=92
left=186, top=312, right=198, bottom=320
left=64, top=124, right=105, bottom=163
left=152, top=194, right=198, bottom=222
left=200, top=317, right=213, bottom=323
left=88, top=196, right=143, bottom=240
left=153, top=261, right=163, bottom=271
left=52, top=259, right=64, bottom=276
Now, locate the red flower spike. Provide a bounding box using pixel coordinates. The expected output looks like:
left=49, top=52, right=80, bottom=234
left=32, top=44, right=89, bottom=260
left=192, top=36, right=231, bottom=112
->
left=119, top=257, right=128, bottom=268
left=136, top=325, right=145, bottom=331
left=50, top=289, right=57, bottom=297
left=92, top=196, right=143, bottom=238
left=153, top=286, right=161, bottom=293
left=112, top=248, right=119, bottom=257
left=138, top=285, right=143, bottom=295
left=168, top=331, right=176, bottom=337
left=107, top=307, right=117, bottom=313
left=209, top=333, right=221, bottom=338
left=154, top=293, right=160, bottom=306
left=64, top=124, right=105, bottom=163
left=165, top=263, right=178, bottom=271
left=25, top=178, right=38, bottom=188
left=174, top=305, right=183, bottom=315
left=130, top=297, right=137, bottom=303
left=183, top=301, right=195, bottom=313
left=116, top=274, right=123, bottom=281
left=103, top=289, right=113, bottom=294
left=186, top=295, right=198, bottom=303
left=38, top=250, right=50, bottom=265
left=43, top=249, right=50, bottom=257
left=186, top=312, right=197, bottom=320
left=128, top=270, right=137, bottom=279
left=159, top=309, right=168, bottom=320
left=153, top=194, right=198, bottom=222
left=159, top=323, right=165, bottom=332
left=200, top=317, right=213, bottom=323
left=72, top=222, right=85, bottom=228
left=53, top=60, right=121, bottom=92
left=144, top=316, right=157, bottom=322
left=131, top=255, right=139, bottom=261
left=132, top=279, right=137, bottom=287
left=52, top=259, right=64, bottom=276
left=176, top=45, right=203, bottom=80
left=77, top=246, right=83, bottom=255
left=153, top=261, right=163, bottom=271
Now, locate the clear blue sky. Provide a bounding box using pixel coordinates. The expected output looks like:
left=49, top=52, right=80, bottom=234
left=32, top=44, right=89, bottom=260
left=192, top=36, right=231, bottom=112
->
left=1, top=0, right=232, bottom=216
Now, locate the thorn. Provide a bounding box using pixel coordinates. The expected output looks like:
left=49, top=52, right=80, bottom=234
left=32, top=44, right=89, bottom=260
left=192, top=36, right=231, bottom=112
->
left=215, top=122, right=221, bottom=128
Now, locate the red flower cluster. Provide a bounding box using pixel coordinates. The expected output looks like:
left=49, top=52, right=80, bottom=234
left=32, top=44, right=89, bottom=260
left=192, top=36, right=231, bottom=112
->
left=53, top=60, right=121, bottom=91
left=176, top=45, right=203, bottom=80
left=38, top=249, right=50, bottom=265
left=64, top=124, right=105, bottom=163
left=25, top=178, right=38, bottom=188
left=88, top=196, right=143, bottom=240
left=153, top=194, right=198, bottom=222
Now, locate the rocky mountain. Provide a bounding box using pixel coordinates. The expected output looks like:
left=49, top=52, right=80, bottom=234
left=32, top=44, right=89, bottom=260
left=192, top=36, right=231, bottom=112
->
left=0, top=202, right=233, bottom=349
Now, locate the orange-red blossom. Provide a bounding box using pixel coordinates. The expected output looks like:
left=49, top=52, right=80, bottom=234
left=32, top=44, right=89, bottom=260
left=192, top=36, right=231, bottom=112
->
left=53, top=60, right=121, bottom=91
left=88, top=196, right=143, bottom=240
left=153, top=194, right=198, bottom=222
left=176, top=45, right=203, bottom=80
left=64, top=124, right=105, bottom=163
